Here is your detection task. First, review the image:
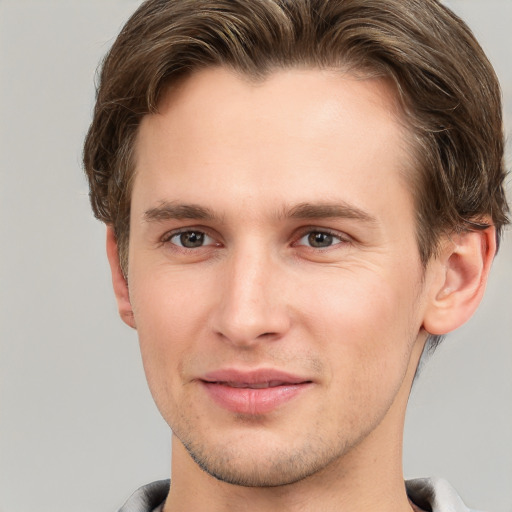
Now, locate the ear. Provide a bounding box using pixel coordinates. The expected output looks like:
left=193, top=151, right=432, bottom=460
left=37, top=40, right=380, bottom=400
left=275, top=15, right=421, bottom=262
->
left=422, top=226, right=496, bottom=335
left=106, top=226, right=136, bottom=329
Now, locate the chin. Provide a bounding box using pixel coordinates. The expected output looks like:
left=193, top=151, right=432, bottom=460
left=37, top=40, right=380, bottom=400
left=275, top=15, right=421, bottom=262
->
left=178, top=428, right=348, bottom=488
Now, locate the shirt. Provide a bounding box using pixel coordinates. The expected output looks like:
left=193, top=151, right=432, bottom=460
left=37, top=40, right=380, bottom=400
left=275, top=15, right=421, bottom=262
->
left=118, top=477, right=479, bottom=512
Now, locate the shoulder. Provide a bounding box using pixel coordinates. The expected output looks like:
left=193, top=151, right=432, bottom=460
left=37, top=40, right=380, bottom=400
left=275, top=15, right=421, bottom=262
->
left=406, top=477, right=483, bottom=512
left=117, top=479, right=170, bottom=512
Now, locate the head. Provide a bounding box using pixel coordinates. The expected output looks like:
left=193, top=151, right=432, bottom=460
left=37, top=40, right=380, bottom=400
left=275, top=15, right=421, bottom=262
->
left=84, top=0, right=508, bottom=275
left=83, top=0, right=508, bottom=491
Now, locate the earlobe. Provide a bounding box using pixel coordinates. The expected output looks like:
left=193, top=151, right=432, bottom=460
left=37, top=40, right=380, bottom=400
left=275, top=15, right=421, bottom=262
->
left=422, top=226, right=496, bottom=336
left=106, top=226, right=136, bottom=329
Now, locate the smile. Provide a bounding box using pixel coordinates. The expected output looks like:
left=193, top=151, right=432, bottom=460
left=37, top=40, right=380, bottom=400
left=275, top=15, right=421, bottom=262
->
left=211, top=380, right=292, bottom=389
left=200, top=369, right=312, bottom=415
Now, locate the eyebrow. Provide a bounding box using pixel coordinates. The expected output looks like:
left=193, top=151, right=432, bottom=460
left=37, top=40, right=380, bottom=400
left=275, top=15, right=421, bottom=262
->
left=143, top=201, right=218, bottom=222
left=143, top=200, right=377, bottom=225
left=285, top=202, right=377, bottom=224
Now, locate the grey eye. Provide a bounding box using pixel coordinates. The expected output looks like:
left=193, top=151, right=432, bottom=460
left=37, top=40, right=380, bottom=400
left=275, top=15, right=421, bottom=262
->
left=308, top=232, right=334, bottom=248
left=172, top=231, right=210, bottom=248
left=297, top=231, right=344, bottom=248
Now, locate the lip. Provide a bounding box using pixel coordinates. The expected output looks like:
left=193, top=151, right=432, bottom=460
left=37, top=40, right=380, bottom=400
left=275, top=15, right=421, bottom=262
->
left=199, top=369, right=313, bottom=415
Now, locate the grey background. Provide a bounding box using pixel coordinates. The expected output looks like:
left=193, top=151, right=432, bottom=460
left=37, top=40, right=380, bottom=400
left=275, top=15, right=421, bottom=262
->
left=0, top=1, right=510, bottom=511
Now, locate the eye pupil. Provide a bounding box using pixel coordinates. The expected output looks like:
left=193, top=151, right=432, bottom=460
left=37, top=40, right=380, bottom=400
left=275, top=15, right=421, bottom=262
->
left=308, top=232, right=333, bottom=248
left=180, top=231, right=204, bottom=248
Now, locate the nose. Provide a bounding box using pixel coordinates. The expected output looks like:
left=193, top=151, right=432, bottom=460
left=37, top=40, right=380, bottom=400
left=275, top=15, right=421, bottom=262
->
left=210, top=247, right=291, bottom=347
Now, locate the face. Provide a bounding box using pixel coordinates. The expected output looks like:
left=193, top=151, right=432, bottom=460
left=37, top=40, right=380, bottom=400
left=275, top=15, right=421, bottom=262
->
left=125, top=67, right=431, bottom=486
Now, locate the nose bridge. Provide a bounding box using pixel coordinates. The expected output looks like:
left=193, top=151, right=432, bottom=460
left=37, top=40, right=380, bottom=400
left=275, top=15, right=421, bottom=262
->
left=212, top=240, right=289, bottom=346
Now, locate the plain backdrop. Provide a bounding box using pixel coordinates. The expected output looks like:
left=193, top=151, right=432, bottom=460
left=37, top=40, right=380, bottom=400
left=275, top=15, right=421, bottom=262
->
left=0, top=1, right=511, bottom=511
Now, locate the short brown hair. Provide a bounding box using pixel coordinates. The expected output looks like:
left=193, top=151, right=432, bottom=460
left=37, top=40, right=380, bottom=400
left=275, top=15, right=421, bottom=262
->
left=84, top=0, right=509, bottom=274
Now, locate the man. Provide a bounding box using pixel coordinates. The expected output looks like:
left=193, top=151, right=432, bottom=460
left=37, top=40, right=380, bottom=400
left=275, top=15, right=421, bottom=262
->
left=83, top=0, right=509, bottom=511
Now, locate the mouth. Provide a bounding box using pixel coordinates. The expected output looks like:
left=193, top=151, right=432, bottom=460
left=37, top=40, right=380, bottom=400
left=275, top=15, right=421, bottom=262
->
left=199, top=369, right=313, bottom=415
left=206, top=380, right=301, bottom=389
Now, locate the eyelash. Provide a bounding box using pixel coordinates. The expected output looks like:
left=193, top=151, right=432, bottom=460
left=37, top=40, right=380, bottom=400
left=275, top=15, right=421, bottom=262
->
left=160, top=228, right=219, bottom=250
left=294, top=228, right=350, bottom=249
left=160, top=227, right=351, bottom=251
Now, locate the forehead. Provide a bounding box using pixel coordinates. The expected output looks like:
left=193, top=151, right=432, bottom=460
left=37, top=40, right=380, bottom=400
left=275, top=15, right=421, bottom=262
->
left=144, top=67, right=407, bottom=155
left=132, top=67, right=414, bottom=225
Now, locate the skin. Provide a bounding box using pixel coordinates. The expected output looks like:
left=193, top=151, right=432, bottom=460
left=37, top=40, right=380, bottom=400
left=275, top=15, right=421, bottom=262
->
left=107, top=67, right=495, bottom=512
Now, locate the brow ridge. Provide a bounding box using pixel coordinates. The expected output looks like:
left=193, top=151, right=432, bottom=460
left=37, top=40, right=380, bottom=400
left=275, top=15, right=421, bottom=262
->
left=286, top=202, right=377, bottom=224
left=143, top=200, right=376, bottom=225
left=143, top=201, right=217, bottom=222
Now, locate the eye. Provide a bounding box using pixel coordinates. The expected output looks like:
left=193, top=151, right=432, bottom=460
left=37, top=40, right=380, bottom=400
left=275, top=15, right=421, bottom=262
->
left=166, top=230, right=216, bottom=249
left=296, top=230, right=347, bottom=249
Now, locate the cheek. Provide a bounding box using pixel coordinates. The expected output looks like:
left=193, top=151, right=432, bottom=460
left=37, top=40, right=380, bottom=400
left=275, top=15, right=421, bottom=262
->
left=300, top=267, right=420, bottom=382
left=299, top=272, right=420, bottom=430
left=131, top=264, right=211, bottom=337
left=128, top=269, right=212, bottom=407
